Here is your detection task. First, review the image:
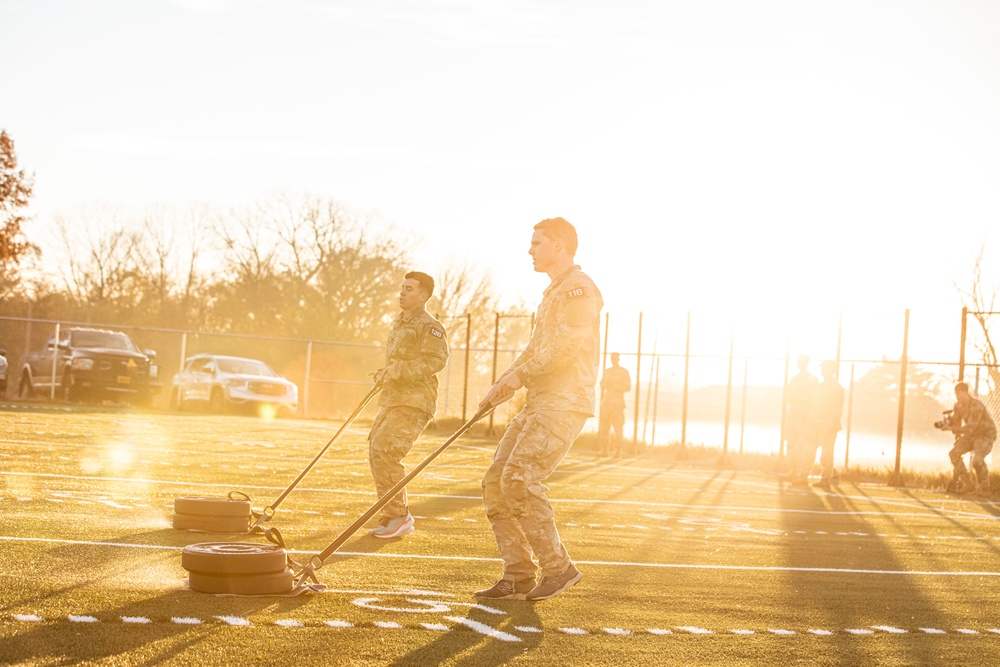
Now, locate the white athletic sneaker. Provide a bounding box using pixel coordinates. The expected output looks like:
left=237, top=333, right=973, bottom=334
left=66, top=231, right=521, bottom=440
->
left=369, top=513, right=415, bottom=539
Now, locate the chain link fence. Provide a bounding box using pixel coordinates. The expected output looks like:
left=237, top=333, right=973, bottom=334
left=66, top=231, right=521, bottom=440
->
left=2, top=308, right=997, bottom=475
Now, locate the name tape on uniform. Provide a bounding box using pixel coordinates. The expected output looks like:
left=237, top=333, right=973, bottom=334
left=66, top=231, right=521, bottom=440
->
left=566, top=287, right=586, bottom=300
left=430, top=328, right=444, bottom=338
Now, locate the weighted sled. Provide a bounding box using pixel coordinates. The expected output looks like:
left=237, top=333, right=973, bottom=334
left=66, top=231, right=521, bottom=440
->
left=172, top=513, right=250, bottom=533
left=174, top=496, right=252, bottom=518
left=188, top=568, right=295, bottom=595
left=181, top=542, right=287, bottom=575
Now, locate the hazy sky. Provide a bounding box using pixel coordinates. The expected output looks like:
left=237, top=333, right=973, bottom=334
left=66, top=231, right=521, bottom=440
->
left=3, top=0, right=999, bottom=360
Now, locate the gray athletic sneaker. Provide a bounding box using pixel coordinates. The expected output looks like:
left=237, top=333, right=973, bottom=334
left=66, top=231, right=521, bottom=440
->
left=474, top=578, right=536, bottom=600
left=369, top=513, right=414, bottom=539
left=525, top=564, right=583, bottom=601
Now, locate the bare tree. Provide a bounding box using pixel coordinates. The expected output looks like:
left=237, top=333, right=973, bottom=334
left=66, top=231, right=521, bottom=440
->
left=207, top=192, right=408, bottom=340
left=956, top=243, right=1000, bottom=397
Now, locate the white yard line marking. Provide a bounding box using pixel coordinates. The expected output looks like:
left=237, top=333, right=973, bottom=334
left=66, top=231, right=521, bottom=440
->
left=677, top=626, right=714, bottom=635
left=13, top=614, right=44, bottom=622
left=6, top=470, right=997, bottom=521
left=352, top=598, right=452, bottom=614
left=374, top=621, right=403, bottom=629
left=603, top=628, right=632, bottom=636
left=873, top=625, right=907, bottom=634
left=6, top=535, right=1000, bottom=578
left=121, top=616, right=151, bottom=624
left=422, top=623, right=450, bottom=632
left=446, top=616, right=522, bottom=642
left=68, top=615, right=99, bottom=623
left=558, top=627, right=589, bottom=635
left=730, top=629, right=755, bottom=635
left=846, top=629, right=874, bottom=635
left=956, top=628, right=980, bottom=635
left=171, top=617, right=202, bottom=625
left=324, top=620, right=353, bottom=628
left=216, top=616, right=251, bottom=626
left=647, top=628, right=673, bottom=635
left=920, top=628, right=947, bottom=634
left=516, top=626, right=543, bottom=633
left=809, top=629, right=834, bottom=636
left=988, top=629, right=1000, bottom=635
left=275, top=620, right=303, bottom=627
left=768, top=629, right=796, bottom=636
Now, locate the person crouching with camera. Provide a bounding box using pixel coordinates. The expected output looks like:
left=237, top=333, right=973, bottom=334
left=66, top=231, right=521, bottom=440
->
left=945, top=382, right=996, bottom=497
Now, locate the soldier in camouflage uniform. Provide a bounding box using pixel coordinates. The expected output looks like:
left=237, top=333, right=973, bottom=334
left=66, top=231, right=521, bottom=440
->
left=367, top=271, right=449, bottom=539
left=948, top=382, right=996, bottom=497
left=597, top=352, right=631, bottom=457
left=475, top=217, right=603, bottom=602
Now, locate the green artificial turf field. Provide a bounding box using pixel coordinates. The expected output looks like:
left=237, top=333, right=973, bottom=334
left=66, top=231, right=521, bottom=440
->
left=2, top=405, right=999, bottom=666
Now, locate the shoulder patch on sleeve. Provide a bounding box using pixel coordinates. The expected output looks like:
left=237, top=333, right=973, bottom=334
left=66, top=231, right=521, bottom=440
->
left=566, top=287, right=586, bottom=300
left=429, top=327, right=444, bottom=338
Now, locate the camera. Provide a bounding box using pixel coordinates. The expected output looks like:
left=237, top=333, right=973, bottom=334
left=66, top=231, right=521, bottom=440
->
left=934, top=409, right=954, bottom=430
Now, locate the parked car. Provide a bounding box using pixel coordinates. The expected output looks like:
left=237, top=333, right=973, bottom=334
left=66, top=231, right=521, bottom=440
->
left=18, top=327, right=160, bottom=405
left=0, top=348, right=8, bottom=396
left=170, top=354, right=299, bottom=416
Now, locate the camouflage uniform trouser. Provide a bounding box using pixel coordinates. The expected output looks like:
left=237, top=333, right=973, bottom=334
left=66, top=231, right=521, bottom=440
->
left=368, top=406, right=430, bottom=520
left=482, top=408, right=588, bottom=581
left=949, top=434, right=994, bottom=491
left=798, top=429, right=837, bottom=481
left=597, top=405, right=625, bottom=455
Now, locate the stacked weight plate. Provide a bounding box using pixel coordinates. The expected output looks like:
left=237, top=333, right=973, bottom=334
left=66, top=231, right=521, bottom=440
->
left=173, top=496, right=252, bottom=532
left=182, top=542, right=294, bottom=595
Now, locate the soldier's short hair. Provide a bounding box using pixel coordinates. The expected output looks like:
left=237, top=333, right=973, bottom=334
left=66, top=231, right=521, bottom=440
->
left=534, top=217, right=578, bottom=257
left=405, top=271, right=435, bottom=297
left=955, top=382, right=970, bottom=394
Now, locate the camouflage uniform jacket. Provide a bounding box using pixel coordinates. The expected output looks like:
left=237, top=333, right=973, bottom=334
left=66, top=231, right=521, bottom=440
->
left=505, top=265, right=604, bottom=415
left=600, top=365, right=631, bottom=411
left=956, top=397, right=997, bottom=440
left=378, top=307, right=449, bottom=417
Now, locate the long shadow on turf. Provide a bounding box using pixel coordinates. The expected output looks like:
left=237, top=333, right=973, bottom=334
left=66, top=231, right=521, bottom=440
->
left=778, top=481, right=946, bottom=664
left=389, top=600, right=543, bottom=667
left=1, top=586, right=317, bottom=664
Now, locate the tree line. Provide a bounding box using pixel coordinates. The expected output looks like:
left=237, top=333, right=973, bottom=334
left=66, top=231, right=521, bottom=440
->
left=0, top=129, right=531, bottom=353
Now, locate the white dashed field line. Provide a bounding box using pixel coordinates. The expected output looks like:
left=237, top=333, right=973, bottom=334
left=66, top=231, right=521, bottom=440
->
left=445, top=616, right=521, bottom=642
left=4, top=535, right=1000, bottom=578
left=216, top=615, right=251, bottom=626
left=6, top=470, right=996, bottom=522
left=9, top=614, right=1000, bottom=638
left=9, top=496, right=1000, bottom=545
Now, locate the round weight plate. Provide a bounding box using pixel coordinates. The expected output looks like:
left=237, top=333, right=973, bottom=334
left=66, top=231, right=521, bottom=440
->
left=181, top=542, right=287, bottom=575
left=174, top=496, right=252, bottom=518
left=172, top=513, right=250, bottom=533
left=188, top=568, right=295, bottom=595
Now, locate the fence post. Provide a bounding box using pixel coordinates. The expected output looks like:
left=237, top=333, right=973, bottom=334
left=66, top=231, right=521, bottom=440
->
left=50, top=322, right=60, bottom=401
left=602, top=312, right=609, bottom=374
left=488, top=313, right=500, bottom=435
left=681, top=311, right=691, bottom=451
left=845, top=363, right=855, bottom=469
left=303, top=340, right=312, bottom=419
left=890, top=309, right=910, bottom=487
left=959, top=306, right=967, bottom=382
left=739, top=358, right=748, bottom=455
left=24, top=302, right=33, bottom=360
left=632, top=312, right=643, bottom=450
left=779, top=341, right=790, bottom=463
left=178, top=332, right=187, bottom=375
left=651, top=356, right=660, bottom=447
left=720, top=327, right=734, bottom=465
left=462, top=313, right=471, bottom=422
